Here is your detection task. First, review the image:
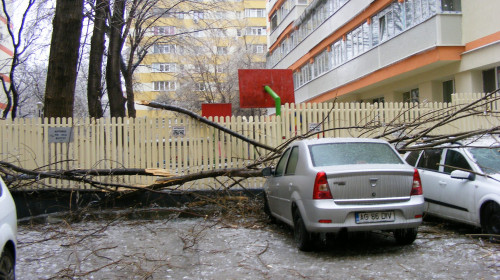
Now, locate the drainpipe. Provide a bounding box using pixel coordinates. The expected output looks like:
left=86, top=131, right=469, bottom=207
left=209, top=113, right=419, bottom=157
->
left=264, top=85, right=281, bottom=116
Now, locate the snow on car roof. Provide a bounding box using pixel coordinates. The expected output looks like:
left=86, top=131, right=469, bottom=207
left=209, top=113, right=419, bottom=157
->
left=292, top=137, right=389, bottom=146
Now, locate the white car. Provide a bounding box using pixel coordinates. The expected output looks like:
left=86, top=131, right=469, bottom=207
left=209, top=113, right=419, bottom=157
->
left=404, top=135, right=500, bottom=235
left=0, top=176, right=16, bottom=280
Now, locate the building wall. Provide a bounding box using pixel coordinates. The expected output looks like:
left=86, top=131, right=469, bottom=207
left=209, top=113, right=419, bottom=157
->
left=134, top=0, right=268, bottom=117
left=0, top=2, right=13, bottom=115
left=267, top=0, right=500, bottom=106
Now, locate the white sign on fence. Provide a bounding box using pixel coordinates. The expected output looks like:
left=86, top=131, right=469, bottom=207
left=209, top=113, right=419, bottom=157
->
left=308, top=123, right=322, bottom=133
left=48, top=127, right=74, bottom=143
left=172, top=126, right=186, bottom=137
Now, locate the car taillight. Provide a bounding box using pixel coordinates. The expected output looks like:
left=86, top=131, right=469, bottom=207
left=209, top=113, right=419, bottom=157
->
left=411, top=169, right=423, bottom=196
left=313, top=171, right=333, bottom=199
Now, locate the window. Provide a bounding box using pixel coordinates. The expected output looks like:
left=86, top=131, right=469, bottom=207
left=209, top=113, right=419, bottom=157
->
left=152, top=63, right=176, bottom=72
left=214, top=29, right=227, bottom=37
left=194, top=83, right=205, bottom=91
left=217, top=46, right=228, bottom=55
left=416, top=149, right=442, bottom=171
left=379, top=8, right=394, bottom=42
left=152, top=8, right=168, bottom=17
left=173, top=12, right=184, bottom=19
left=372, top=97, right=385, bottom=104
left=245, top=9, right=265, bottom=18
left=405, top=151, right=421, bottom=166
left=153, top=44, right=175, bottom=54
left=441, top=0, right=461, bottom=12
left=285, top=147, right=299, bottom=175
left=332, top=40, right=344, bottom=66
left=403, top=88, right=419, bottom=103
left=309, top=143, right=403, bottom=167
left=469, top=147, right=500, bottom=174
left=254, top=45, right=265, bottom=54
left=313, top=50, right=330, bottom=77
left=443, top=80, right=454, bottom=103
left=483, top=67, right=499, bottom=93
left=192, top=30, right=205, bottom=37
left=444, top=150, right=472, bottom=174
left=153, top=81, right=176, bottom=91
left=192, top=11, right=204, bottom=21
left=275, top=148, right=291, bottom=176
left=247, top=27, right=266, bottom=36
left=154, top=26, right=175, bottom=35
left=270, top=12, right=278, bottom=31
left=215, top=65, right=224, bottom=73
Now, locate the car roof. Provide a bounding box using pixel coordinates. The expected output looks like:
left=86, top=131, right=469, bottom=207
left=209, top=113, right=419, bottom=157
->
left=290, top=137, right=389, bottom=146
left=411, top=134, right=500, bottom=150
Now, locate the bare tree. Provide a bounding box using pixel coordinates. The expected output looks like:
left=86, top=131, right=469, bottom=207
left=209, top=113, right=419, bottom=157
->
left=106, top=0, right=127, bottom=117
left=87, top=0, right=109, bottom=118
left=0, top=0, right=36, bottom=119
left=44, top=0, right=84, bottom=118
left=171, top=14, right=267, bottom=116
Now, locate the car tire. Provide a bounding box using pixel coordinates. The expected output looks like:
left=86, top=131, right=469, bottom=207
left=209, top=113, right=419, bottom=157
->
left=394, top=228, right=418, bottom=245
left=293, top=211, right=313, bottom=251
left=481, top=202, right=500, bottom=236
left=0, top=248, right=15, bottom=280
left=263, top=194, right=276, bottom=223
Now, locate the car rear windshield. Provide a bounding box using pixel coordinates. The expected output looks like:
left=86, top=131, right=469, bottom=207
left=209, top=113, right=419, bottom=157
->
left=469, top=147, right=500, bottom=174
left=309, top=142, right=403, bottom=167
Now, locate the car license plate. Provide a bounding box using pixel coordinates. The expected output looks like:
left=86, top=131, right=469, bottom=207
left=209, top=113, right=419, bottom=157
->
left=355, top=211, right=395, bottom=224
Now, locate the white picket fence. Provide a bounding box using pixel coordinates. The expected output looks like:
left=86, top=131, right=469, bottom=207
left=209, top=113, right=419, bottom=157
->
left=1, top=93, right=498, bottom=191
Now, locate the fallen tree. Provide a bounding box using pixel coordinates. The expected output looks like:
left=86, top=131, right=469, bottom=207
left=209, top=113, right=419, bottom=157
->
left=1, top=90, right=499, bottom=193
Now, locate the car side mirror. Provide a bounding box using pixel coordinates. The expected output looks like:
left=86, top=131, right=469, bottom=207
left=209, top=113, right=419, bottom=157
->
left=262, top=167, right=274, bottom=177
left=450, top=170, right=476, bottom=181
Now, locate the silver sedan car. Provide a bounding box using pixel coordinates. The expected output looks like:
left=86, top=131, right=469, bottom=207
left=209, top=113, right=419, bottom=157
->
left=263, top=138, right=424, bottom=251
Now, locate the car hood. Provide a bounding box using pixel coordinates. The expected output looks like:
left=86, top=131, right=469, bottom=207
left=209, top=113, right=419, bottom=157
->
left=487, top=173, right=500, bottom=182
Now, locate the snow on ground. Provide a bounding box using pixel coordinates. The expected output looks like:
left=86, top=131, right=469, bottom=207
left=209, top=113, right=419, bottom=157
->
left=15, top=209, right=500, bottom=280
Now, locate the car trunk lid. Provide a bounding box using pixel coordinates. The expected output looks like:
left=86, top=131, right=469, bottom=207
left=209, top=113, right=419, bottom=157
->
left=322, top=165, right=414, bottom=204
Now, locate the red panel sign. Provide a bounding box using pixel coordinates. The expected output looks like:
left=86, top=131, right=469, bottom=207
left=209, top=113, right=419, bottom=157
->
left=238, top=69, right=295, bottom=108
left=202, top=103, right=232, bottom=118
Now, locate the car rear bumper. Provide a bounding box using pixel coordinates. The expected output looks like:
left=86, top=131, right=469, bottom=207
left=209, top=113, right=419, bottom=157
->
left=301, top=195, right=424, bottom=232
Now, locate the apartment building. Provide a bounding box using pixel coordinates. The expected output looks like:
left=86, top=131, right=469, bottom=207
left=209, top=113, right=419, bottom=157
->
left=0, top=4, right=12, bottom=117
left=134, top=0, right=268, bottom=117
left=267, top=0, right=500, bottom=105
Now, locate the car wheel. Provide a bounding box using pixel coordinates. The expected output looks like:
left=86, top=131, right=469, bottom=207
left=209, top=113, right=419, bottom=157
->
left=481, top=202, right=500, bottom=236
left=293, top=211, right=313, bottom=251
left=0, top=248, right=15, bottom=280
left=394, top=228, right=418, bottom=245
left=263, top=194, right=276, bottom=223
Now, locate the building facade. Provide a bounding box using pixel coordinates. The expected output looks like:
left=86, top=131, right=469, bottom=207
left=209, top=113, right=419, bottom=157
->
left=0, top=2, right=12, bottom=117
left=134, top=0, right=268, bottom=117
left=267, top=0, right=500, bottom=105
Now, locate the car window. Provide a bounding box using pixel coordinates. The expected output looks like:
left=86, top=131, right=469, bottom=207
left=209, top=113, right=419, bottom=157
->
left=309, top=142, right=403, bottom=167
left=285, top=146, right=299, bottom=175
left=275, top=148, right=291, bottom=176
left=416, top=149, right=442, bottom=171
left=444, top=150, right=472, bottom=174
left=405, top=151, right=421, bottom=166
left=469, top=147, right=500, bottom=174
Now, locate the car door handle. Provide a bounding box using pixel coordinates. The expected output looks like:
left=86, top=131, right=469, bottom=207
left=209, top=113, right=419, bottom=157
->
left=288, top=183, right=292, bottom=191
left=438, top=181, right=447, bottom=186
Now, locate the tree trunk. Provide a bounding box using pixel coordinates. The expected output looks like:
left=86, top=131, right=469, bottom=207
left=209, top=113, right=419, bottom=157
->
left=87, top=0, right=108, bottom=118
left=106, top=0, right=126, bottom=118
left=120, top=57, right=136, bottom=118
left=44, top=0, right=84, bottom=118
